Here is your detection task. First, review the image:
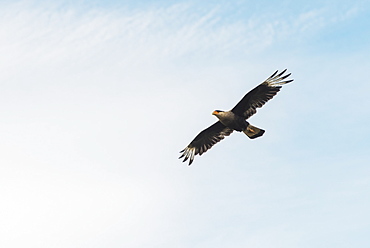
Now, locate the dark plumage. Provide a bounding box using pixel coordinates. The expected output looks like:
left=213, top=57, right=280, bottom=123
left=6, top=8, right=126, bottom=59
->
left=179, top=69, right=293, bottom=165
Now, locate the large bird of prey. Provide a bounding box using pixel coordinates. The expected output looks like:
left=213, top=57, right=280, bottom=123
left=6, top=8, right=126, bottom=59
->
left=179, top=69, right=293, bottom=165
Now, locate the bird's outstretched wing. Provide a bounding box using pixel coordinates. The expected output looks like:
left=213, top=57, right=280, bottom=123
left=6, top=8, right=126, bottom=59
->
left=179, top=121, right=233, bottom=165
left=231, top=69, right=293, bottom=119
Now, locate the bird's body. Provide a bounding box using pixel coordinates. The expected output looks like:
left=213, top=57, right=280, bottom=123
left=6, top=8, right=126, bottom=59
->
left=179, top=69, right=293, bottom=165
left=212, top=110, right=247, bottom=131
left=212, top=110, right=264, bottom=139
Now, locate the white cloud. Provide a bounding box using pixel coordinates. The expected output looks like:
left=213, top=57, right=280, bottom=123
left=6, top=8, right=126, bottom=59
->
left=2, top=1, right=355, bottom=74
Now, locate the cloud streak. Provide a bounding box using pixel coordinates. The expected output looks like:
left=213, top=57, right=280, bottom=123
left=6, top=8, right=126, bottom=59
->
left=1, top=0, right=362, bottom=73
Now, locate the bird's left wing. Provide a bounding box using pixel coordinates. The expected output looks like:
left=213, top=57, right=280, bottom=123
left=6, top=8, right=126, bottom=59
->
left=179, top=121, right=233, bottom=165
left=231, top=69, right=293, bottom=119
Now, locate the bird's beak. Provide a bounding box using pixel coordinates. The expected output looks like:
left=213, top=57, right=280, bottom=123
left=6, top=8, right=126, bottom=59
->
left=212, top=110, right=218, bottom=115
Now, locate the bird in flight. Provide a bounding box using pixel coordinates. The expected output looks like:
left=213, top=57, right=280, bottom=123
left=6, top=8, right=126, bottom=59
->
left=179, top=69, right=293, bottom=165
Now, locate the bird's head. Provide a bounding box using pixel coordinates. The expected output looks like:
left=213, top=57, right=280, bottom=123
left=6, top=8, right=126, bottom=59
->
left=212, top=110, right=224, bottom=116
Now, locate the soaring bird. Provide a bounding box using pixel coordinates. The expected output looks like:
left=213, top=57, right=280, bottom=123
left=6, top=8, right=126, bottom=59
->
left=179, top=69, right=293, bottom=165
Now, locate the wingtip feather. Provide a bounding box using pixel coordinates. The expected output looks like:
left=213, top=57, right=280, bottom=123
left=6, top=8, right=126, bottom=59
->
left=188, top=160, right=193, bottom=166
left=269, top=70, right=278, bottom=79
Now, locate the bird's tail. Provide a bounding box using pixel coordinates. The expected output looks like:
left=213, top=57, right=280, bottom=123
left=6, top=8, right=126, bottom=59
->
left=243, top=124, right=265, bottom=139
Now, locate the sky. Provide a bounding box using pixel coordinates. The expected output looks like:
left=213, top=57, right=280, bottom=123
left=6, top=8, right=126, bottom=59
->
left=0, top=0, right=370, bottom=247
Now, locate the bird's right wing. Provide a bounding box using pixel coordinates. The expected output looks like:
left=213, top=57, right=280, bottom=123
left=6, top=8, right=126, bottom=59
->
left=231, top=69, right=293, bottom=119
left=179, top=121, right=233, bottom=165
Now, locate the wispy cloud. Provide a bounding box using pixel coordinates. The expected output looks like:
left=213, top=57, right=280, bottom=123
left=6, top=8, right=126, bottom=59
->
left=0, top=0, right=363, bottom=74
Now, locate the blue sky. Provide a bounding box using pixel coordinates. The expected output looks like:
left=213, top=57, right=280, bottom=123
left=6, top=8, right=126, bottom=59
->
left=0, top=0, right=370, bottom=247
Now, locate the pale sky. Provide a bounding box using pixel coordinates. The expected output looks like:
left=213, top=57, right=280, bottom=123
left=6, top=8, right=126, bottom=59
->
left=1, top=0, right=370, bottom=247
